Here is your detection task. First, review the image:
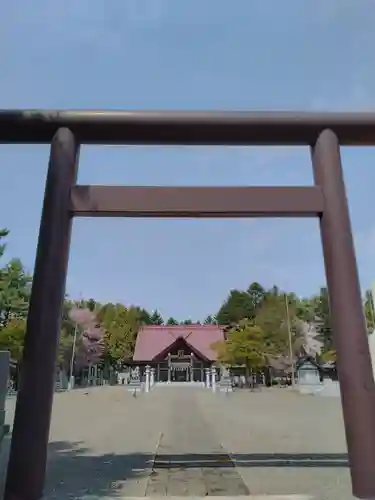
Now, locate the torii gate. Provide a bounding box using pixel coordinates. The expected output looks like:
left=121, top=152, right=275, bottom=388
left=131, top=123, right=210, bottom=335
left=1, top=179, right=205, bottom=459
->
left=1, top=110, right=375, bottom=500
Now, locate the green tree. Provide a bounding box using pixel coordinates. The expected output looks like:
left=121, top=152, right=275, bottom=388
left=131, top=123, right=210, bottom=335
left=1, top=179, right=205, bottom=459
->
left=98, top=303, right=141, bottom=365
left=57, top=328, right=75, bottom=371
left=0, top=259, right=31, bottom=328
left=364, top=290, right=375, bottom=333
left=61, top=299, right=78, bottom=335
left=0, top=228, right=9, bottom=258
left=216, top=289, right=254, bottom=326
left=295, top=297, right=316, bottom=322
left=149, top=309, right=164, bottom=325
left=254, top=294, right=293, bottom=354
left=247, top=282, right=266, bottom=310
left=311, top=287, right=332, bottom=349
left=203, top=315, right=216, bottom=324
left=253, top=293, right=316, bottom=372
left=216, top=283, right=270, bottom=326
left=136, top=308, right=152, bottom=325
left=320, top=348, right=337, bottom=363
left=166, top=317, right=179, bottom=325
left=0, top=317, right=26, bottom=361
left=212, top=319, right=271, bottom=381
left=0, top=230, right=30, bottom=363
left=86, top=298, right=97, bottom=312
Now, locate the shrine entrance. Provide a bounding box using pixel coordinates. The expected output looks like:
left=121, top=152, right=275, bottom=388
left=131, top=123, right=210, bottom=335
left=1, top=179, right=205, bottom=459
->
left=171, top=363, right=190, bottom=382
left=170, top=350, right=192, bottom=382
left=1, top=110, right=375, bottom=500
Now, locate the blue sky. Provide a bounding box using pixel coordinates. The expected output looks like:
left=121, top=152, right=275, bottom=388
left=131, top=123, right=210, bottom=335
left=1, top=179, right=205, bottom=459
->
left=1, top=0, right=375, bottom=321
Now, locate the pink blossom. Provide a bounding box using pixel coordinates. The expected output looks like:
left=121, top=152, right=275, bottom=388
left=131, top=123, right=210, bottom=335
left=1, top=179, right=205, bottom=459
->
left=69, top=307, right=96, bottom=327
left=85, top=326, right=104, bottom=342
left=69, top=307, right=105, bottom=367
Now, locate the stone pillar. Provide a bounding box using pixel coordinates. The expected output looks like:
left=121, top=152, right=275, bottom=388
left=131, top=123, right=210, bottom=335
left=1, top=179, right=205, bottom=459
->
left=150, top=368, right=155, bottom=388
left=68, top=376, right=75, bottom=391
left=167, top=353, right=171, bottom=383
left=205, top=368, right=211, bottom=388
left=211, top=366, right=217, bottom=393
left=145, top=365, right=151, bottom=393
left=87, top=363, right=92, bottom=386
left=55, top=370, right=62, bottom=391
left=312, top=130, right=375, bottom=499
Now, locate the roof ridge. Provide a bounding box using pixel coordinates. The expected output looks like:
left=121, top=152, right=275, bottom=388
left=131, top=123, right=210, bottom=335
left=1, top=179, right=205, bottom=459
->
left=133, top=324, right=225, bottom=362
left=141, top=324, right=222, bottom=329
left=170, top=330, right=178, bottom=340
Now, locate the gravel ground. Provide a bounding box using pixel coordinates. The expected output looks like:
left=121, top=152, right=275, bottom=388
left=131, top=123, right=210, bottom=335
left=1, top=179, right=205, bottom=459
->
left=197, top=388, right=351, bottom=500
left=0, top=386, right=352, bottom=499
left=2, top=387, right=167, bottom=499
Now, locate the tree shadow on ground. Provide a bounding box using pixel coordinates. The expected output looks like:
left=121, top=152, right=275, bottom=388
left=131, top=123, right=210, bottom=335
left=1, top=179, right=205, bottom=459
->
left=45, top=447, right=350, bottom=498
left=0, top=438, right=152, bottom=500
left=44, top=447, right=353, bottom=499
left=0, top=436, right=349, bottom=500
left=45, top=441, right=152, bottom=499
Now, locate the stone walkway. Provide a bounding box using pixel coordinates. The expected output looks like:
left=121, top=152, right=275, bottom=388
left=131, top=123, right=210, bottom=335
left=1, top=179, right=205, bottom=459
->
left=146, top=389, right=249, bottom=496
left=1, top=385, right=352, bottom=499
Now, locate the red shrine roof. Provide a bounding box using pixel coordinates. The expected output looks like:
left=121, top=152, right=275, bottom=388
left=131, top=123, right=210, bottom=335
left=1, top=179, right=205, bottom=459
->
left=133, top=324, right=225, bottom=362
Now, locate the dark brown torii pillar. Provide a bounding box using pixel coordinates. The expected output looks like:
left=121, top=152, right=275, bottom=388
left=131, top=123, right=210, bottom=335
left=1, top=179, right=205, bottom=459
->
left=312, top=129, right=375, bottom=499
left=4, top=128, right=79, bottom=500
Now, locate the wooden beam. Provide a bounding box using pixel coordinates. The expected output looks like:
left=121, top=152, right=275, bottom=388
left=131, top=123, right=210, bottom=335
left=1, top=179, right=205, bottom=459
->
left=71, top=185, right=324, bottom=218
left=1, top=110, right=375, bottom=145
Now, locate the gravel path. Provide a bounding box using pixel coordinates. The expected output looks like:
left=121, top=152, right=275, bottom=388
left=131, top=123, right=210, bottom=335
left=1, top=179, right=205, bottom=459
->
left=197, top=388, right=351, bottom=500
left=1, top=385, right=352, bottom=499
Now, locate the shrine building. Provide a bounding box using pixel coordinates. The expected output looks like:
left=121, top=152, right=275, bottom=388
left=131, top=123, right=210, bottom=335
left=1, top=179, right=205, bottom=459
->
left=132, top=324, right=225, bottom=383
